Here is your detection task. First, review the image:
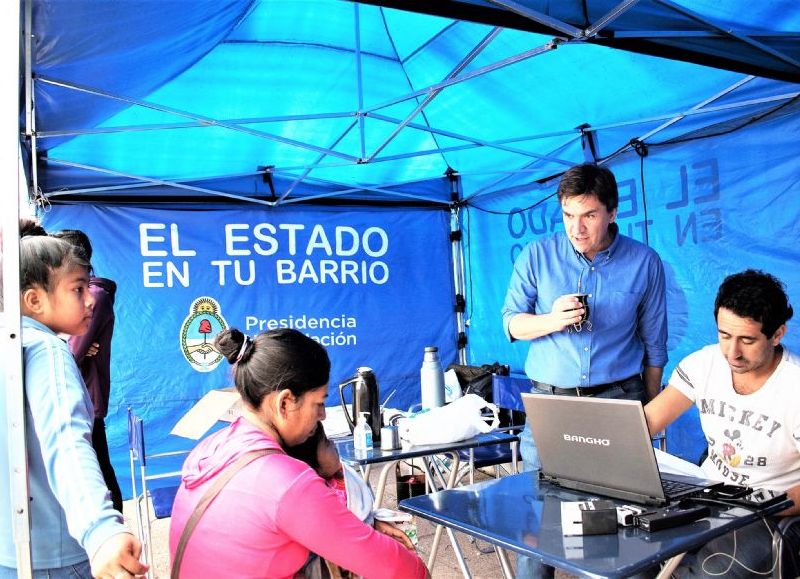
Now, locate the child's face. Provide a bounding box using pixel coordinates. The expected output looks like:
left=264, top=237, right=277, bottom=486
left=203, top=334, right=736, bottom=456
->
left=24, top=265, right=94, bottom=336
left=316, top=435, right=341, bottom=479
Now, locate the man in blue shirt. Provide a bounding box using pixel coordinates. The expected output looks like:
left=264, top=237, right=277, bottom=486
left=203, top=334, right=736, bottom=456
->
left=503, top=162, right=668, bottom=465
left=503, top=163, right=667, bottom=577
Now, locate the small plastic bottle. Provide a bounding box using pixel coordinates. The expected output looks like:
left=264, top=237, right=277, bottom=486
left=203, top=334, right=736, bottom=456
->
left=354, top=412, right=373, bottom=451
left=420, top=346, right=445, bottom=410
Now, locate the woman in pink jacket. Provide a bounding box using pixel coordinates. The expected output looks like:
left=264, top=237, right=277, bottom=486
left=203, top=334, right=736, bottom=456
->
left=169, top=328, right=428, bottom=579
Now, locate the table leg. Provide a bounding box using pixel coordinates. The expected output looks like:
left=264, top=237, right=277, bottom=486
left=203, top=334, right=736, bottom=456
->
left=371, top=460, right=398, bottom=510
left=511, top=439, right=519, bottom=474
left=496, top=547, right=515, bottom=579
left=423, top=452, right=472, bottom=576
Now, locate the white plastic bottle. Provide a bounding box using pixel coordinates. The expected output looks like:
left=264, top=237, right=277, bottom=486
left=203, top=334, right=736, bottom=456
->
left=353, top=412, right=373, bottom=450
left=420, top=346, right=445, bottom=410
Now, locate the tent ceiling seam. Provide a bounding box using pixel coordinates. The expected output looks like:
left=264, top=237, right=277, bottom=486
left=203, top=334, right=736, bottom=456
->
left=584, top=0, right=641, bottom=39
left=35, top=76, right=360, bottom=162
left=399, top=21, right=460, bottom=65
left=634, top=76, right=755, bottom=144
left=368, top=111, right=575, bottom=164
left=652, top=0, right=800, bottom=71
left=222, top=38, right=400, bottom=64
left=45, top=157, right=278, bottom=206
left=466, top=135, right=579, bottom=198
left=278, top=120, right=359, bottom=203
left=377, top=6, right=450, bottom=170
left=484, top=0, right=581, bottom=38
left=365, top=27, right=502, bottom=162
left=36, top=112, right=357, bottom=139
left=363, top=38, right=562, bottom=114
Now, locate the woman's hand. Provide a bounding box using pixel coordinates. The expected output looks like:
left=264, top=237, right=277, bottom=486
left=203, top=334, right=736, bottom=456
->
left=374, top=520, right=414, bottom=550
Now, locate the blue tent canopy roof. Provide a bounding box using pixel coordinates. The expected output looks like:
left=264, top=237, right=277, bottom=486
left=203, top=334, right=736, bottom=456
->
left=27, top=0, right=800, bottom=206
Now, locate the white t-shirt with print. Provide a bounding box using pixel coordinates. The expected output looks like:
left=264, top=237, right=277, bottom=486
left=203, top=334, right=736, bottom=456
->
left=669, top=344, right=800, bottom=491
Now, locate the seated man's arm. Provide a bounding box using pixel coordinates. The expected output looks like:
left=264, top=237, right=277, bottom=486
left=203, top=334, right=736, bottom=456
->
left=778, top=484, right=800, bottom=517
left=644, top=385, right=693, bottom=438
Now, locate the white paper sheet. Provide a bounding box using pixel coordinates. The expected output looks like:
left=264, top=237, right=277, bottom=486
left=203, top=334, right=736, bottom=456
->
left=654, top=447, right=706, bottom=478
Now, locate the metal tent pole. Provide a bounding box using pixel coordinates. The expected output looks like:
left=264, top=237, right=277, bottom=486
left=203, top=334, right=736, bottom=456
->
left=3, top=0, right=32, bottom=576
left=447, top=171, right=468, bottom=365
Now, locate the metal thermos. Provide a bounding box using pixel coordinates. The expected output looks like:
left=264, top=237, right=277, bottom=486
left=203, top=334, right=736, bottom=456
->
left=420, top=346, right=445, bottom=409
left=338, top=367, right=381, bottom=444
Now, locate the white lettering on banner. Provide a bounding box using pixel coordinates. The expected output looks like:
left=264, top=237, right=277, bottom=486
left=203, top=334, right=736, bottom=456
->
left=362, top=227, right=389, bottom=257
left=223, top=223, right=389, bottom=258
left=140, top=224, right=168, bottom=256
left=225, top=224, right=251, bottom=256
left=138, top=221, right=391, bottom=287
left=210, top=259, right=256, bottom=286
left=307, top=225, right=333, bottom=255
left=170, top=224, right=197, bottom=256
left=142, top=261, right=190, bottom=288
left=253, top=224, right=278, bottom=255
left=276, top=260, right=389, bottom=284
left=244, top=313, right=358, bottom=332
left=244, top=314, right=358, bottom=348
left=139, top=223, right=197, bottom=257
left=336, top=227, right=359, bottom=256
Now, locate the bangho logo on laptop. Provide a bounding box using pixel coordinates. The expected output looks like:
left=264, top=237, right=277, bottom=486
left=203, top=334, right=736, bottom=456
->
left=563, top=434, right=611, bottom=446
left=179, top=297, right=228, bottom=372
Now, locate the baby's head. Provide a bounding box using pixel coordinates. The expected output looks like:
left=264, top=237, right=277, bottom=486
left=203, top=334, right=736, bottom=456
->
left=286, top=421, right=341, bottom=479
left=315, top=432, right=342, bottom=479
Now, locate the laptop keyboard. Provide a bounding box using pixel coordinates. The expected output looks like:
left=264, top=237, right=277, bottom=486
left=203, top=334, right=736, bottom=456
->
left=661, top=477, right=703, bottom=499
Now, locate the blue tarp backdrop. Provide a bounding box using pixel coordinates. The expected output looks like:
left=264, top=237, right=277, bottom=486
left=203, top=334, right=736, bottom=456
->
left=43, top=204, right=457, bottom=491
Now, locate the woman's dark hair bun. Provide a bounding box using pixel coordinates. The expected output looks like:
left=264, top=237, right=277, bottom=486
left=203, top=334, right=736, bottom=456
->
left=214, top=328, right=246, bottom=364
left=19, top=218, right=47, bottom=238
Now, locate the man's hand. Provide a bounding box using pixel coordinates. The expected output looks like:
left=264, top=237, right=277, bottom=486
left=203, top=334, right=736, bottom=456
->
left=86, top=342, right=100, bottom=357
left=549, top=294, right=585, bottom=332
left=374, top=520, right=415, bottom=551
left=90, top=533, right=149, bottom=578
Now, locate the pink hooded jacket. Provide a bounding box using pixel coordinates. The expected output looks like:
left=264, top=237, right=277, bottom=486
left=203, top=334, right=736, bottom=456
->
left=169, top=417, right=426, bottom=578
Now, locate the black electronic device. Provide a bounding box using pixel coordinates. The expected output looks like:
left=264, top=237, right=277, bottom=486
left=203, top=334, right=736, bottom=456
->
left=728, top=488, right=788, bottom=510
left=704, top=483, right=751, bottom=500
left=636, top=505, right=710, bottom=532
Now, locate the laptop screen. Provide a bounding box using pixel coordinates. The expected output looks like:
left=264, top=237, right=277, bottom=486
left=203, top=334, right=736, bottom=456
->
left=521, top=394, right=669, bottom=504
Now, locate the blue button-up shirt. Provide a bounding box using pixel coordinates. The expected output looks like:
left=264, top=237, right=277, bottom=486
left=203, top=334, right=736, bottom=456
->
left=501, top=228, right=667, bottom=387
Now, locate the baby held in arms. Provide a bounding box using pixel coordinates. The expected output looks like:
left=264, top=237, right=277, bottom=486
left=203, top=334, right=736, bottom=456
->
left=288, top=423, right=415, bottom=547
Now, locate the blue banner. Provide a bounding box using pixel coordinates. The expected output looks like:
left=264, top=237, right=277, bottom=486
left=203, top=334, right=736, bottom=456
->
left=43, top=204, right=457, bottom=494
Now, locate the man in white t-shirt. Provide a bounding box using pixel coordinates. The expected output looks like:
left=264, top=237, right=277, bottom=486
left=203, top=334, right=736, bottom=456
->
left=645, top=269, right=799, bottom=577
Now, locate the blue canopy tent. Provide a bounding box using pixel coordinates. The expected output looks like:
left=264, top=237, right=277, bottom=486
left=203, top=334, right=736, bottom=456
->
left=10, top=0, right=800, bottom=506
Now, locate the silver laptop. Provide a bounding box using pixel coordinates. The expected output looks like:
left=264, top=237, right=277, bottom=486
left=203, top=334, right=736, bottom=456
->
left=521, top=393, right=720, bottom=506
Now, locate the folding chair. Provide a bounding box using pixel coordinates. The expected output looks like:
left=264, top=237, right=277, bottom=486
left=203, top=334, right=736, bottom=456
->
left=127, top=406, right=191, bottom=577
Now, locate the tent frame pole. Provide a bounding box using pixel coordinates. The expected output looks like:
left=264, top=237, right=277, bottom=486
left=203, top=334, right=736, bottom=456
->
left=5, top=0, right=33, bottom=576
left=448, top=171, right=468, bottom=365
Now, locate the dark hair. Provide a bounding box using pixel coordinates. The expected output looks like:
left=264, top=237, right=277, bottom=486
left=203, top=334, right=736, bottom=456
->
left=20, top=235, right=90, bottom=293
left=19, top=218, right=47, bottom=237
left=285, top=422, right=325, bottom=470
left=557, top=163, right=619, bottom=212
left=214, top=328, right=330, bottom=409
left=52, top=229, right=93, bottom=262
left=714, top=269, right=794, bottom=338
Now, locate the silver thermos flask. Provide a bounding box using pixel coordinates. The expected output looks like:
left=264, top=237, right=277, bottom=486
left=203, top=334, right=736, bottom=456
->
left=420, top=346, right=445, bottom=410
